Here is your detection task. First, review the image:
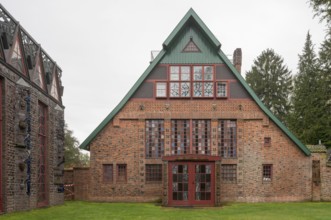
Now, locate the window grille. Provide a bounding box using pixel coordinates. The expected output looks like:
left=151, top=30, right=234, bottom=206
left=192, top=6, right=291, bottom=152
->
left=218, top=120, right=237, bottom=158
left=145, top=120, right=164, bottom=158
left=146, top=164, right=162, bottom=183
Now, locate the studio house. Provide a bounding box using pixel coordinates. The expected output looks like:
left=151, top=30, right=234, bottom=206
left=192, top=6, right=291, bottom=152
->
left=80, top=8, right=331, bottom=206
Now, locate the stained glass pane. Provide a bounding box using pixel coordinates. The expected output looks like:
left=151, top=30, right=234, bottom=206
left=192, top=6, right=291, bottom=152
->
left=204, top=83, right=213, bottom=97
left=193, top=66, right=202, bottom=80
left=204, top=66, right=213, bottom=80
left=218, top=120, right=237, bottom=158
left=181, top=66, right=190, bottom=80
left=193, top=82, right=202, bottom=97
left=181, top=82, right=190, bottom=97
left=170, top=66, right=179, bottom=80
left=170, top=83, right=179, bottom=97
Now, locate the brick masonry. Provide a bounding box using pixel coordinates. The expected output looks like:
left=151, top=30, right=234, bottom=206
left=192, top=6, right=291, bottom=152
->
left=85, top=96, right=331, bottom=204
left=0, top=63, right=65, bottom=213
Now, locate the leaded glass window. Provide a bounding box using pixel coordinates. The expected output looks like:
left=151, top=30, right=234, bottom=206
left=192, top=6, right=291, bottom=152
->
left=171, top=120, right=190, bottom=155
left=216, top=82, right=227, bottom=97
left=170, top=66, right=191, bottom=98
left=192, top=120, right=211, bottom=155
left=146, top=164, right=162, bottom=183
left=103, top=164, right=113, bottom=183
left=221, top=164, right=237, bottom=183
left=218, top=120, right=237, bottom=158
left=193, top=65, right=214, bottom=97
left=146, top=120, right=164, bottom=158
left=117, top=164, right=127, bottom=183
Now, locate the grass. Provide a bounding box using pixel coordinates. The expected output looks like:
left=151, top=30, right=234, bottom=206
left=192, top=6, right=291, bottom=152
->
left=1, top=201, right=331, bottom=220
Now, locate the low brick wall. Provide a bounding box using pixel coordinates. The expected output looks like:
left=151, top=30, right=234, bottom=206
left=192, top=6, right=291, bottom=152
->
left=64, top=167, right=90, bottom=201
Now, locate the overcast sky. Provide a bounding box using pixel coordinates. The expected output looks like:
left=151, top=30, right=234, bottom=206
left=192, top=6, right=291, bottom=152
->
left=1, top=0, right=326, bottom=144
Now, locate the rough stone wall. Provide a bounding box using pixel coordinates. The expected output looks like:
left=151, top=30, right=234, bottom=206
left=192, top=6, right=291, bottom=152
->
left=0, top=63, right=64, bottom=213
left=89, top=98, right=314, bottom=203
left=312, top=152, right=331, bottom=201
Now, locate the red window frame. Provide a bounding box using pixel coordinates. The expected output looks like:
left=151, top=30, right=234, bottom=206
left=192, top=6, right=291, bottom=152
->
left=103, top=164, right=113, bottom=183
left=169, top=66, right=191, bottom=98
left=192, top=66, right=214, bottom=98
left=145, top=120, right=164, bottom=158
left=221, top=164, right=237, bottom=183
left=171, top=119, right=211, bottom=155
left=216, top=81, right=228, bottom=98
left=37, top=102, right=48, bottom=207
left=262, top=164, right=272, bottom=182
left=145, top=164, right=162, bottom=183
left=117, top=164, right=127, bottom=183
left=155, top=82, right=167, bottom=98
left=218, top=120, right=237, bottom=158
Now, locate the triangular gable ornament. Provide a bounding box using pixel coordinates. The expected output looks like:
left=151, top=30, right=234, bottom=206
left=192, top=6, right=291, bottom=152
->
left=10, top=36, right=27, bottom=75
left=182, top=37, right=201, bottom=52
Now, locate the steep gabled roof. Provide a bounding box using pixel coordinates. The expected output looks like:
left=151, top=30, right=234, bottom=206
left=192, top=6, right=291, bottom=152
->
left=79, top=8, right=311, bottom=156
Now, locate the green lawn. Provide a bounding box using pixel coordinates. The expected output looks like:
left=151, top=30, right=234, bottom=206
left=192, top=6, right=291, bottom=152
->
left=1, top=201, right=331, bottom=220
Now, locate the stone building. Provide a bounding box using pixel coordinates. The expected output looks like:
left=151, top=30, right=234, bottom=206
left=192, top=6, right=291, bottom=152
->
left=80, top=9, right=331, bottom=206
left=0, top=4, right=65, bottom=213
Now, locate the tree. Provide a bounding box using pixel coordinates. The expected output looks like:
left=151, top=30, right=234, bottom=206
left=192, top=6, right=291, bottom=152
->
left=309, top=1, right=331, bottom=147
left=246, top=49, right=292, bottom=123
left=309, top=0, right=331, bottom=26
left=64, top=124, right=89, bottom=168
left=288, top=32, right=325, bottom=145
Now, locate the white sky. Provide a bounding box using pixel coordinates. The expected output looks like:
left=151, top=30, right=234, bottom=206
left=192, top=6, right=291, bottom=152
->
left=1, top=0, right=326, bottom=144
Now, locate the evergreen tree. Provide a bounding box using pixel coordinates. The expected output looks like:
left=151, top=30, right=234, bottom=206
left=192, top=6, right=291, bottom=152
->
left=246, top=49, right=292, bottom=123
left=317, top=30, right=331, bottom=147
left=64, top=124, right=90, bottom=168
left=309, top=0, right=331, bottom=26
left=288, top=32, right=324, bottom=145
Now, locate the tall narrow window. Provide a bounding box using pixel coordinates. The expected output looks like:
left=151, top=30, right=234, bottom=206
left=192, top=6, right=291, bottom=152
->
left=37, top=102, right=47, bottom=206
left=262, top=164, right=272, bottom=182
left=216, top=82, right=227, bottom=98
left=171, top=120, right=190, bottom=155
left=170, top=66, right=191, bottom=97
left=192, top=120, right=211, bottom=155
left=156, top=82, right=167, bottom=98
left=145, top=164, right=162, bottom=183
left=117, top=164, right=127, bottom=183
left=218, top=120, right=237, bottom=158
left=146, top=120, right=164, bottom=158
left=103, top=164, right=113, bottom=183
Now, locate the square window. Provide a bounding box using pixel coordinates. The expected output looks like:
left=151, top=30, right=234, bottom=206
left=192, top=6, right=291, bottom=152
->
left=263, top=164, right=272, bottom=182
left=117, top=164, right=127, bottom=183
left=103, top=164, right=113, bottom=183
left=221, top=164, right=237, bottom=183
left=146, top=164, right=162, bottom=183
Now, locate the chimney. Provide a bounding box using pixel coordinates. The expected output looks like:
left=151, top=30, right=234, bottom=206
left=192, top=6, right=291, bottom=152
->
left=233, top=48, right=242, bottom=74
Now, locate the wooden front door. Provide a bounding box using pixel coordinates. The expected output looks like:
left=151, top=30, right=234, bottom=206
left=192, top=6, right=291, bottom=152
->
left=168, top=162, right=214, bottom=206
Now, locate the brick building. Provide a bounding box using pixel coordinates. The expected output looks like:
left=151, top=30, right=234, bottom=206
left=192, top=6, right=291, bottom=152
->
left=0, top=5, right=65, bottom=213
left=80, top=9, right=331, bottom=206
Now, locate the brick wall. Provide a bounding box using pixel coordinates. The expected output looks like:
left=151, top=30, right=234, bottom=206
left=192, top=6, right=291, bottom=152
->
left=0, top=63, right=64, bottom=213
left=88, top=97, right=318, bottom=203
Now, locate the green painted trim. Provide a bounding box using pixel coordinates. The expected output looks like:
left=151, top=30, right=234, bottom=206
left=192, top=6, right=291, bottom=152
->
left=216, top=50, right=311, bottom=156
left=80, top=8, right=311, bottom=156
left=163, top=8, right=221, bottom=50
left=79, top=50, right=166, bottom=150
